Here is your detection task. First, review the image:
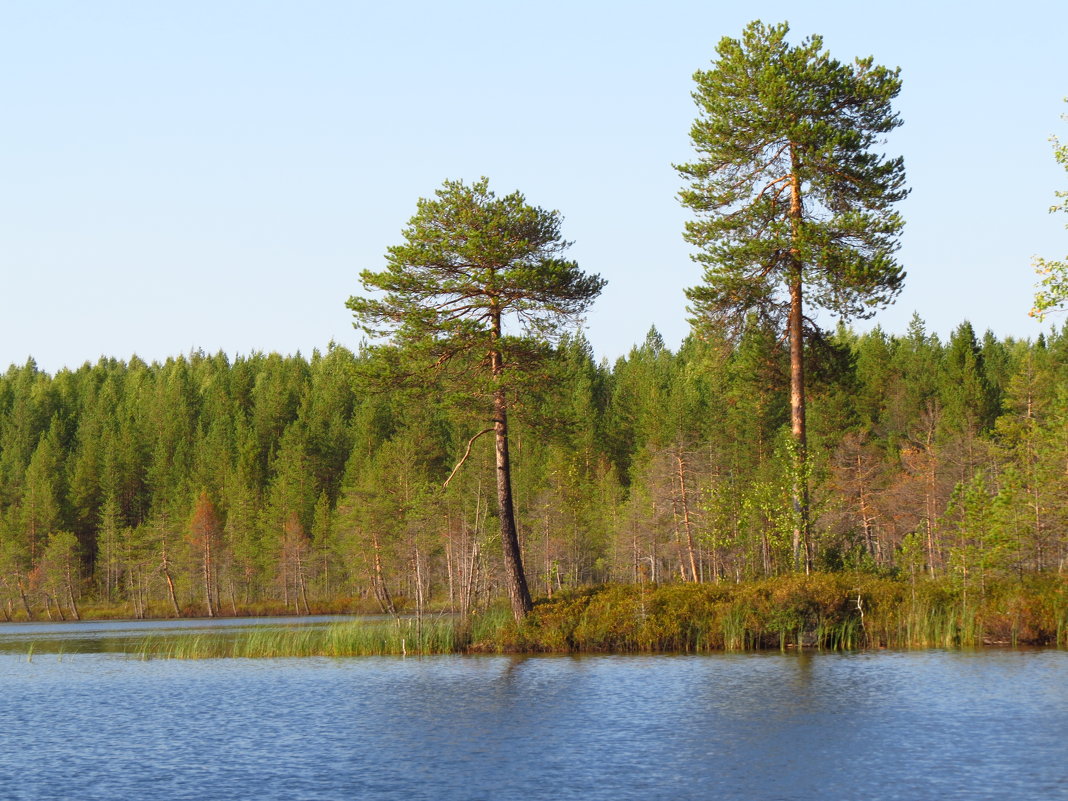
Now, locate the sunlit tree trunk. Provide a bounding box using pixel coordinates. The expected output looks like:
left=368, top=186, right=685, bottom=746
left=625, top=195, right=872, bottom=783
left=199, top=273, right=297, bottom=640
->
left=370, top=529, right=396, bottom=615
left=674, top=448, right=699, bottom=582
left=788, top=161, right=811, bottom=574
left=490, top=308, right=533, bottom=621
left=158, top=518, right=182, bottom=617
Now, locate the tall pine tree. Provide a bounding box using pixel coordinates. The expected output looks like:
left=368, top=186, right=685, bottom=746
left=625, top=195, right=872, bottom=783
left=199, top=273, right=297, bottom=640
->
left=348, top=178, right=605, bottom=619
left=677, top=20, right=908, bottom=571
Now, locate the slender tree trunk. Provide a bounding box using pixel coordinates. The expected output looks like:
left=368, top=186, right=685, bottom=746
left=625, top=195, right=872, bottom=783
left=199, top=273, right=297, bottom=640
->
left=413, top=546, right=425, bottom=619
left=857, top=453, right=877, bottom=561
left=543, top=512, right=553, bottom=598
left=16, top=574, right=33, bottom=621
left=788, top=155, right=812, bottom=574
left=64, top=554, right=80, bottom=621
left=465, top=537, right=480, bottom=616
left=50, top=587, right=66, bottom=621
left=162, top=568, right=181, bottom=617
left=460, top=485, right=482, bottom=616
left=104, top=524, right=112, bottom=604
left=923, top=419, right=939, bottom=577
left=444, top=513, right=456, bottom=608
left=133, top=570, right=144, bottom=619
left=160, top=524, right=182, bottom=617
left=490, top=310, right=533, bottom=621
left=675, top=448, right=700, bottom=582
left=202, top=540, right=215, bottom=618
left=282, top=558, right=290, bottom=610
left=296, top=551, right=310, bottom=616
left=669, top=489, right=687, bottom=580
left=370, top=529, right=396, bottom=615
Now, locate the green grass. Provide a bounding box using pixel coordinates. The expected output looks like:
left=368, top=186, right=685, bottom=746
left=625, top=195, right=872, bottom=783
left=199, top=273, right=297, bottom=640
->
left=22, top=573, right=1065, bottom=660
left=135, top=616, right=467, bottom=659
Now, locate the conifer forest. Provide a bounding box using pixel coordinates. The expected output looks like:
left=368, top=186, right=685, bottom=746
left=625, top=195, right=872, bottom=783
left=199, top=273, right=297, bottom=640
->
left=2, top=21, right=1066, bottom=624
left=2, top=317, right=1066, bottom=621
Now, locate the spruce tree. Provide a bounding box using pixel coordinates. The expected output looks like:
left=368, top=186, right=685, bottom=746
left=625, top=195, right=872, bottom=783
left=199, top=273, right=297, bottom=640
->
left=677, top=20, right=908, bottom=570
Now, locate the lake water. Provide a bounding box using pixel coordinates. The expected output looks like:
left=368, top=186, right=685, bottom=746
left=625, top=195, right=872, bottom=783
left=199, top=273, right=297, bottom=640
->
left=0, top=619, right=1065, bottom=800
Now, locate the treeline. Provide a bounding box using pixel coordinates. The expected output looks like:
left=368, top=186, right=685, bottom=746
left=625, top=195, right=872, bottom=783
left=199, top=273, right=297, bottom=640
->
left=0, top=314, right=1066, bottom=619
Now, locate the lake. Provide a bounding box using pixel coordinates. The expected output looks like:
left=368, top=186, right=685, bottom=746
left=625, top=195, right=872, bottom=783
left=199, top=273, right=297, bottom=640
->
left=0, top=618, right=1065, bottom=800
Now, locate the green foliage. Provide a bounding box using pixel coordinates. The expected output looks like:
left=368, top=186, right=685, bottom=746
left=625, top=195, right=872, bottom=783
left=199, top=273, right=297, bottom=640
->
left=348, top=177, right=606, bottom=621
left=348, top=176, right=605, bottom=369
left=678, top=20, right=907, bottom=330
left=0, top=313, right=1067, bottom=620
left=1032, top=99, right=1068, bottom=319
left=0, top=67, right=1067, bottom=622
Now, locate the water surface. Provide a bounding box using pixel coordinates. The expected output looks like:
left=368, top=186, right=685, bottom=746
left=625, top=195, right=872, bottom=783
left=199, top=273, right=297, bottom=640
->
left=0, top=622, right=1064, bottom=800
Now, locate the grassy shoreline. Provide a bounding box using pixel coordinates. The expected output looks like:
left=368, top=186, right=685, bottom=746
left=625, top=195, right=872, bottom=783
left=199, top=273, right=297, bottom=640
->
left=105, top=573, right=1067, bottom=659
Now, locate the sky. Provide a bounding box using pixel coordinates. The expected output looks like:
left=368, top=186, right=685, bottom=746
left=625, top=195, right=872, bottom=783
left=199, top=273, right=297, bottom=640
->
left=2, top=0, right=1066, bottom=374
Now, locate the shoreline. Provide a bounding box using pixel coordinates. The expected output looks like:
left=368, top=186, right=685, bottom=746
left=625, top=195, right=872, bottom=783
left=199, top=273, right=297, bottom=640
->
left=5, top=573, right=1062, bottom=658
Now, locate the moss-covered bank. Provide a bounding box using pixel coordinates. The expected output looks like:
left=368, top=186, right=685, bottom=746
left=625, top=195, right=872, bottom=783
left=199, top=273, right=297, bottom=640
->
left=498, top=573, right=1068, bottom=653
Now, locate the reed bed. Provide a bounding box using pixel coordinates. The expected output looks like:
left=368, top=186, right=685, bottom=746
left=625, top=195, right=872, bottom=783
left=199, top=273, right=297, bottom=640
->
left=100, top=573, right=1068, bottom=659
left=133, top=616, right=467, bottom=659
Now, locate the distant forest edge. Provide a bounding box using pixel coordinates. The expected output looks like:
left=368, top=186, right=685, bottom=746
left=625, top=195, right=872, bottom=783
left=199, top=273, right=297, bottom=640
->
left=1, top=316, right=1066, bottom=621
left=4, top=19, right=1067, bottom=627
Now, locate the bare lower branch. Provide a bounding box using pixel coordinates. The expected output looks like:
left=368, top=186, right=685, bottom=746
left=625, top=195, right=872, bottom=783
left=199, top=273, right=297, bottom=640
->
left=442, top=428, right=494, bottom=488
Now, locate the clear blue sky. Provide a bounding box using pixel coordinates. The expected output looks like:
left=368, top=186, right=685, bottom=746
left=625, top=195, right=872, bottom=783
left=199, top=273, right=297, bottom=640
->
left=3, top=0, right=1066, bottom=373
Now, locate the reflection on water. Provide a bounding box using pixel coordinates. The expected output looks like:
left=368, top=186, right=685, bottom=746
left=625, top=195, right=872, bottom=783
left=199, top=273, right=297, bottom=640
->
left=0, top=630, right=1065, bottom=800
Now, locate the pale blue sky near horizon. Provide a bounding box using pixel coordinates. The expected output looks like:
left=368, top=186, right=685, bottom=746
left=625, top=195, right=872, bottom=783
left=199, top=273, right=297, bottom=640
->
left=2, top=0, right=1066, bottom=374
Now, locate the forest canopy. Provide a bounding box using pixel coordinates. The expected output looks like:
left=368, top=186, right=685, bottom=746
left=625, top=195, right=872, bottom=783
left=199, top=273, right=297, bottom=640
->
left=0, top=317, right=1065, bottom=619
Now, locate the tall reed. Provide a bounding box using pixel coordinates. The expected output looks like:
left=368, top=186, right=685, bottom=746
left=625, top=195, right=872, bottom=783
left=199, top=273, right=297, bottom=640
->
left=108, top=573, right=1068, bottom=659
left=136, top=616, right=465, bottom=659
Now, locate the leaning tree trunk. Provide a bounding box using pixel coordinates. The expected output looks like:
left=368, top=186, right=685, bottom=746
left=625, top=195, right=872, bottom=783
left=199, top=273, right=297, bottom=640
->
left=16, top=573, right=34, bottom=621
left=493, top=385, right=533, bottom=620
left=489, top=314, right=533, bottom=621
left=159, top=524, right=182, bottom=618
left=788, top=157, right=812, bottom=574
left=370, top=529, right=396, bottom=615
left=64, top=557, right=80, bottom=621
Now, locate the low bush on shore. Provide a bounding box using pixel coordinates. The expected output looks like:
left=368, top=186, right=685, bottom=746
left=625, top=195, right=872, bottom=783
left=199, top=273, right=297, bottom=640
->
left=492, top=573, right=1068, bottom=653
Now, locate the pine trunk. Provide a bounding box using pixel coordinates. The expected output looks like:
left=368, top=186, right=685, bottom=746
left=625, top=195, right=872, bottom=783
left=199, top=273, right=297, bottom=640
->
left=788, top=156, right=812, bottom=574
left=493, top=385, right=533, bottom=620
left=489, top=309, right=533, bottom=621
